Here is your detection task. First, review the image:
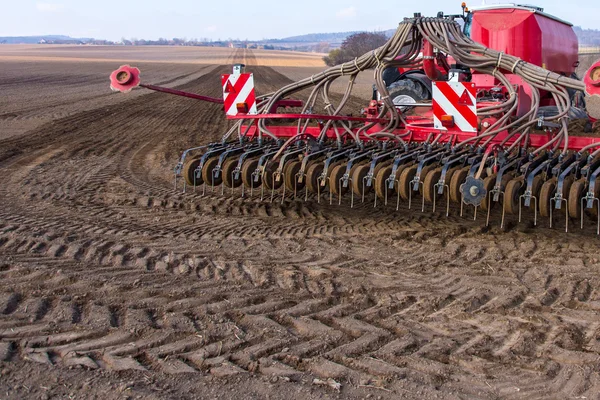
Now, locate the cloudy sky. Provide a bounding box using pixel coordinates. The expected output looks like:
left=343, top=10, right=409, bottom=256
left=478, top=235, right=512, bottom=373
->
left=2, top=0, right=599, bottom=41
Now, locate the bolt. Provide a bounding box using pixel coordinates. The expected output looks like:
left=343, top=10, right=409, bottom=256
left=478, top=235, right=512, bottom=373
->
left=469, top=186, right=480, bottom=196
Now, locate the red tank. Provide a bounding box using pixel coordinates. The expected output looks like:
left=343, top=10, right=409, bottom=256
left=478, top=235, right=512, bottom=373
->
left=469, top=5, right=578, bottom=75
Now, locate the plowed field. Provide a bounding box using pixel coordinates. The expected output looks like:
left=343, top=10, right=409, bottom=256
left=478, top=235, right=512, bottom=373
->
left=2, top=46, right=600, bottom=400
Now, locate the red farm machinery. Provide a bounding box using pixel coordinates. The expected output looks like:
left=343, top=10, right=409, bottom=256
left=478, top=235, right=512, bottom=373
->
left=110, top=4, right=600, bottom=233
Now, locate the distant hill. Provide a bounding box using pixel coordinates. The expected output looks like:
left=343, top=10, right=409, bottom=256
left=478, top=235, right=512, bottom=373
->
left=0, top=35, right=92, bottom=44
left=574, top=27, right=600, bottom=47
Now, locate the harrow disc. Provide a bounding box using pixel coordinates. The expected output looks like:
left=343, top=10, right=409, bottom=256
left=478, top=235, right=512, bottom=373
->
left=202, top=156, right=222, bottom=187
left=182, top=157, right=202, bottom=186
left=241, top=157, right=261, bottom=189
left=590, top=177, right=600, bottom=217
left=263, top=160, right=283, bottom=191
left=449, top=167, right=470, bottom=203
left=478, top=174, right=497, bottom=212
left=305, top=162, right=324, bottom=194
left=222, top=157, right=243, bottom=188
left=351, top=164, right=372, bottom=197
left=539, top=178, right=557, bottom=218
left=284, top=160, right=304, bottom=192
left=418, top=164, right=436, bottom=196
left=398, top=165, right=418, bottom=201
left=329, top=164, right=350, bottom=196
left=503, top=177, right=524, bottom=215
left=568, top=179, right=586, bottom=219
left=422, top=167, right=443, bottom=204
left=374, top=164, right=393, bottom=200
left=530, top=175, right=544, bottom=204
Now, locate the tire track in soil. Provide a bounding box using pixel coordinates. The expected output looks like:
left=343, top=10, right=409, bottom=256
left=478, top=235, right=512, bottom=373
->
left=2, top=51, right=600, bottom=397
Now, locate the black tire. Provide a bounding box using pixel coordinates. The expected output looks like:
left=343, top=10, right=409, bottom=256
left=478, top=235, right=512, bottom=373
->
left=388, top=79, right=430, bottom=111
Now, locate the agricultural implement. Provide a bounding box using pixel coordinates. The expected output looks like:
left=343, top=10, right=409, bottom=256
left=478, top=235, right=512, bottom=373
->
left=110, top=4, right=600, bottom=233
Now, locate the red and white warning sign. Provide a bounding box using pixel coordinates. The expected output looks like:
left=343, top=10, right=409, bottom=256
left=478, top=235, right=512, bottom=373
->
left=432, top=81, right=477, bottom=132
left=221, top=70, right=258, bottom=116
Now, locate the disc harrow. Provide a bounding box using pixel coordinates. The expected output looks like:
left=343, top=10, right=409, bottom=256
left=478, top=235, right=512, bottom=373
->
left=110, top=8, right=600, bottom=234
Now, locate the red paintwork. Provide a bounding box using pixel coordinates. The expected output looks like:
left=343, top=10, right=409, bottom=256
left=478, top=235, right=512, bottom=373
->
left=423, top=40, right=442, bottom=81
left=110, top=65, right=141, bottom=93
left=140, top=84, right=224, bottom=104
left=470, top=7, right=578, bottom=75
left=584, top=60, right=600, bottom=96
left=232, top=113, right=600, bottom=151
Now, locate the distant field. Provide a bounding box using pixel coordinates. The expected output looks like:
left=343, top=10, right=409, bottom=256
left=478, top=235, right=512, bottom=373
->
left=0, top=46, right=375, bottom=139
left=0, top=44, right=327, bottom=67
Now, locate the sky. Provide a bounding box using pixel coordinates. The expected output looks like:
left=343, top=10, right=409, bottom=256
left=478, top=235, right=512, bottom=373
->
left=1, top=0, right=599, bottom=41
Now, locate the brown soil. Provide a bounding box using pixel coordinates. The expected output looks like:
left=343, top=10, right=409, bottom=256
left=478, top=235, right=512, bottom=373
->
left=2, top=48, right=600, bottom=400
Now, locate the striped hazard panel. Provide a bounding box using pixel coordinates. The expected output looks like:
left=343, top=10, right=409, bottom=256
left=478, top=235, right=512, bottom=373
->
left=432, top=81, right=477, bottom=132
left=221, top=72, right=258, bottom=116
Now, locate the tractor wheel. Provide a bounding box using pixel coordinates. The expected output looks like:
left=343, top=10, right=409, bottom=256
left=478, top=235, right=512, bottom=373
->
left=503, top=178, right=524, bottom=215
left=241, top=157, right=260, bottom=189
left=479, top=174, right=497, bottom=212
left=423, top=167, right=443, bottom=204
left=388, top=79, right=430, bottom=112
left=568, top=179, right=586, bottom=219
left=374, top=165, right=393, bottom=200
left=351, top=164, right=371, bottom=197
left=222, top=157, right=242, bottom=188
left=449, top=167, right=470, bottom=203
left=398, top=165, right=418, bottom=201
left=539, top=178, right=557, bottom=218
left=305, top=162, right=324, bottom=194
left=329, top=164, right=349, bottom=196
left=284, top=160, right=304, bottom=193
left=201, top=156, right=222, bottom=187
left=182, top=157, right=202, bottom=186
